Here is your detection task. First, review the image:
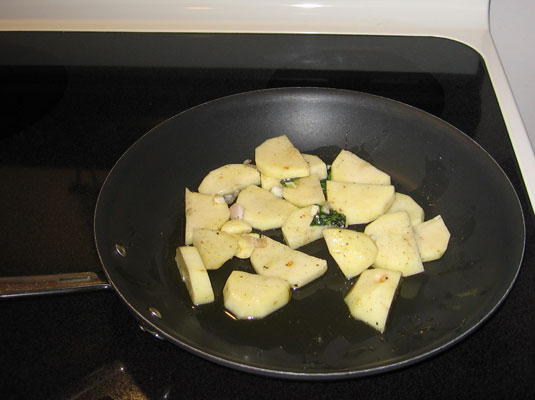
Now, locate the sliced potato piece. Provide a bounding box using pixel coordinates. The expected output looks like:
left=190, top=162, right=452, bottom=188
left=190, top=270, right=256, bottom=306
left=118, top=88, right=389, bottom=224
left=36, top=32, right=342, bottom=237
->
left=198, top=163, right=260, bottom=196
left=302, top=153, right=328, bottom=180
left=185, top=188, right=230, bottom=245
left=235, top=233, right=264, bottom=259
left=413, top=215, right=451, bottom=262
left=223, top=270, right=291, bottom=319
left=282, top=205, right=326, bottom=249
left=344, top=268, right=401, bottom=333
left=220, top=219, right=253, bottom=235
left=364, top=211, right=424, bottom=276
left=326, top=180, right=395, bottom=225
left=236, top=185, right=298, bottom=230
left=331, top=149, right=391, bottom=185
left=175, top=246, right=215, bottom=305
left=387, top=192, right=424, bottom=226
left=192, top=229, right=238, bottom=270
left=323, top=228, right=377, bottom=279
left=250, top=235, right=327, bottom=288
left=282, top=175, right=326, bottom=207
left=255, top=135, right=309, bottom=179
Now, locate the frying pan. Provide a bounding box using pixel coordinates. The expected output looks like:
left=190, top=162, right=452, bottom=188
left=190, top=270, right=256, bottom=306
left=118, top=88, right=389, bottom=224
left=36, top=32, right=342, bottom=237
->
left=0, top=88, right=525, bottom=379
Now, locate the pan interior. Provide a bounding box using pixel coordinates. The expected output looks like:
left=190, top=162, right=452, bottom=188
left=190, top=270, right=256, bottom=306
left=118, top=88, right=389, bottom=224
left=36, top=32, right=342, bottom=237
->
left=94, top=88, right=524, bottom=378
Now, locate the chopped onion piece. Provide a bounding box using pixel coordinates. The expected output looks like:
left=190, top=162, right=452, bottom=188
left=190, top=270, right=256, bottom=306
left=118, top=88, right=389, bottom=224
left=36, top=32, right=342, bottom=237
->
left=271, top=185, right=283, bottom=198
left=321, top=202, right=331, bottom=214
left=230, top=203, right=245, bottom=220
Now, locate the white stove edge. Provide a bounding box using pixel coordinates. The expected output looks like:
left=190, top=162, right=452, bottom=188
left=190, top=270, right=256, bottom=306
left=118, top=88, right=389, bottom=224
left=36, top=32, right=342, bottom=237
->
left=1, top=0, right=533, bottom=210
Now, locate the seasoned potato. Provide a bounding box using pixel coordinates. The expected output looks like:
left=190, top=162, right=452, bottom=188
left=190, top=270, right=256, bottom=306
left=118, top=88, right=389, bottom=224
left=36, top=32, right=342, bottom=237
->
left=255, top=135, right=309, bottom=179
left=302, top=153, right=328, bottom=180
left=236, top=185, right=297, bottom=230
left=323, top=228, right=377, bottom=279
left=364, top=211, right=424, bottom=276
left=260, top=173, right=282, bottom=191
left=175, top=246, right=214, bottom=305
left=192, top=229, right=238, bottom=270
left=282, top=205, right=327, bottom=249
left=184, top=188, right=230, bottom=245
left=344, top=268, right=401, bottom=333
left=223, top=270, right=291, bottom=319
left=331, top=149, right=391, bottom=185
left=220, top=219, right=253, bottom=235
left=326, top=180, right=395, bottom=225
left=387, top=192, right=424, bottom=226
left=250, top=235, right=328, bottom=288
left=282, top=175, right=326, bottom=207
left=198, top=164, right=260, bottom=196
left=413, top=215, right=451, bottom=262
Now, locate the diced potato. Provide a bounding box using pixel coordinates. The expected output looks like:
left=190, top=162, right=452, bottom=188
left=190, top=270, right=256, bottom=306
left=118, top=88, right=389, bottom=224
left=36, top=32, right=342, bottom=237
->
left=413, top=215, right=451, bottom=262
left=326, top=181, right=395, bottom=225
left=250, top=235, right=328, bottom=288
left=192, top=229, right=238, bottom=270
left=387, top=192, right=424, bottom=226
left=260, top=173, right=282, bottom=191
left=198, top=164, right=260, bottom=196
left=364, top=211, right=424, bottom=276
left=323, top=228, right=377, bottom=279
left=331, top=149, right=391, bottom=185
left=220, top=219, right=253, bottom=235
left=255, top=135, right=309, bottom=179
left=302, top=153, right=328, bottom=180
left=282, top=205, right=326, bottom=249
left=236, top=185, right=297, bottom=230
left=175, top=246, right=215, bottom=305
left=185, top=188, right=230, bottom=244
left=282, top=175, right=326, bottom=207
left=344, top=268, right=401, bottom=333
left=223, top=270, right=291, bottom=319
left=235, top=233, right=264, bottom=259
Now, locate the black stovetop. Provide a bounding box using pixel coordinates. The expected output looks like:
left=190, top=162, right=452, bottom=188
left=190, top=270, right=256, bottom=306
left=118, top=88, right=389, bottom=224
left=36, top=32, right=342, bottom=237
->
left=0, top=32, right=533, bottom=399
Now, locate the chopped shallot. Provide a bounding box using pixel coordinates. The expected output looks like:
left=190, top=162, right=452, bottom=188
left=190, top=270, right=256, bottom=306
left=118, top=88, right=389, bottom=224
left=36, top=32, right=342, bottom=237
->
left=229, top=203, right=244, bottom=220
left=271, top=185, right=283, bottom=198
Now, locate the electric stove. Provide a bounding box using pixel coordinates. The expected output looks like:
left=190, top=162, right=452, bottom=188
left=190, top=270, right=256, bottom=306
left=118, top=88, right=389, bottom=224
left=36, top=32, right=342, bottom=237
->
left=1, top=1, right=534, bottom=399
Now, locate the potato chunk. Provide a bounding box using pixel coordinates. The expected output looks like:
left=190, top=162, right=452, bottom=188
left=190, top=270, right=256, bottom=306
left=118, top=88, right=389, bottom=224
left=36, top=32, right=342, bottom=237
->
left=220, top=219, right=253, bottom=235
left=364, top=211, right=424, bottom=276
left=250, top=236, right=328, bottom=288
left=236, top=185, right=297, bottom=230
left=223, top=270, right=291, bottom=320
left=260, top=173, right=282, bottom=191
left=175, top=246, right=215, bottom=305
left=185, top=188, right=230, bottom=244
left=413, top=215, right=451, bottom=262
left=198, top=164, right=260, bottom=196
left=387, top=192, right=424, bottom=226
left=255, top=135, right=309, bottom=179
left=234, top=233, right=264, bottom=259
left=302, top=153, right=328, bottom=180
left=326, top=181, right=395, bottom=225
left=331, top=149, right=391, bottom=185
left=192, top=229, right=238, bottom=270
left=344, top=268, right=401, bottom=333
left=282, top=205, right=327, bottom=249
left=323, top=228, right=377, bottom=279
left=282, top=175, right=326, bottom=207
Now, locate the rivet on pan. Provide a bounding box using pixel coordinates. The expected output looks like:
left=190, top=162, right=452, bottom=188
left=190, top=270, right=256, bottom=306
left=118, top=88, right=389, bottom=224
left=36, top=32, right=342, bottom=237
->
left=148, top=306, right=162, bottom=319
left=114, top=243, right=127, bottom=257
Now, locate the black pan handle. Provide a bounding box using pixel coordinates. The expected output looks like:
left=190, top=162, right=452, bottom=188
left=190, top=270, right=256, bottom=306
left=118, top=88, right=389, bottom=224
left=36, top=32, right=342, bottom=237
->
left=0, top=271, right=111, bottom=298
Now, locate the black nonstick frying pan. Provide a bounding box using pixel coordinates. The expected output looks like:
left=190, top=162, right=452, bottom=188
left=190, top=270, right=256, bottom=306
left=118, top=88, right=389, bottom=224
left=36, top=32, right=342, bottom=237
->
left=0, top=88, right=525, bottom=379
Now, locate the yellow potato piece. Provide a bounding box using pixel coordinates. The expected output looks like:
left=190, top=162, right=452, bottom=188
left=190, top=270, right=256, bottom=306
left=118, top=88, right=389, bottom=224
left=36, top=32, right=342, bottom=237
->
left=302, top=153, right=328, bottom=180
left=387, top=192, right=425, bottom=226
left=184, top=188, right=230, bottom=245
left=331, top=149, right=391, bottom=185
left=282, top=175, right=326, bottom=207
left=175, top=246, right=214, bottom=305
left=223, top=270, right=291, bottom=320
left=198, top=164, right=260, bottom=196
left=323, top=228, right=377, bottom=279
left=344, top=268, right=401, bottom=333
left=192, top=229, right=238, bottom=270
left=282, top=205, right=326, bottom=249
left=413, top=215, right=451, bottom=262
left=255, top=135, right=309, bottom=179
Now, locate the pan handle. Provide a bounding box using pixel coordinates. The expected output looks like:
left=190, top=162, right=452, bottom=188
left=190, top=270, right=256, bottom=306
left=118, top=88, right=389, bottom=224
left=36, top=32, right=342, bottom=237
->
left=0, top=271, right=111, bottom=298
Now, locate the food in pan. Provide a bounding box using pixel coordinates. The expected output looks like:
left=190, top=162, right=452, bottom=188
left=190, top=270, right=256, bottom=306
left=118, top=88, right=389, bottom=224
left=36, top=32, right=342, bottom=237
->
left=177, top=134, right=451, bottom=330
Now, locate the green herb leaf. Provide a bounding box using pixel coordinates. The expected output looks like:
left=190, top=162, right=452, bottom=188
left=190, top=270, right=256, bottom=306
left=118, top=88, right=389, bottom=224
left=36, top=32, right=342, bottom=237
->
left=310, top=208, right=346, bottom=227
left=280, top=178, right=295, bottom=187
